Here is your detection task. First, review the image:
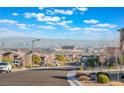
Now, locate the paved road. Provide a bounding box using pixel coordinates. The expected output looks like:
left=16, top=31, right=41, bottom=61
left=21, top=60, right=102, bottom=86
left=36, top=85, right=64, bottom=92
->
left=0, top=69, right=70, bottom=86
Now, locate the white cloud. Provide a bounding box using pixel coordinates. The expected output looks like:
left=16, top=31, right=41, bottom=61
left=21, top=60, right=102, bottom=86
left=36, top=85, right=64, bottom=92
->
left=37, top=25, right=56, bottom=29
left=40, top=16, right=61, bottom=22
left=83, top=19, right=99, bottom=24
left=64, top=31, right=81, bottom=35
left=24, top=12, right=44, bottom=19
left=12, top=13, right=19, bottom=16
left=64, top=25, right=109, bottom=32
left=83, top=27, right=109, bottom=32
left=38, top=7, right=44, bottom=10
left=24, top=12, right=61, bottom=22
left=47, top=20, right=73, bottom=26
left=46, top=10, right=54, bottom=15
left=57, top=20, right=73, bottom=26
left=66, top=26, right=82, bottom=31
left=62, top=17, right=66, bottom=20
left=54, top=9, right=73, bottom=15
left=0, top=19, right=18, bottom=24
left=0, top=29, right=43, bottom=38
left=77, top=7, right=88, bottom=12
left=0, top=28, right=9, bottom=31
left=16, top=23, right=29, bottom=30
left=0, top=30, right=26, bottom=37
left=69, top=27, right=82, bottom=31
left=0, top=19, right=33, bottom=30
left=95, top=23, right=118, bottom=28
left=45, top=8, right=88, bottom=15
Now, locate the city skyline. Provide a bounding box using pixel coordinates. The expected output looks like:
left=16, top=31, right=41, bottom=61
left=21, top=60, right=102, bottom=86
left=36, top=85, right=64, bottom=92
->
left=0, top=7, right=123, bottom=40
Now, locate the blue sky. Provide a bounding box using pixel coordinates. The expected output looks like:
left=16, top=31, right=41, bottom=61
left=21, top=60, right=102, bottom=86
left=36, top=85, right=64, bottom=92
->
left=0, top=7, right=123, bottom=40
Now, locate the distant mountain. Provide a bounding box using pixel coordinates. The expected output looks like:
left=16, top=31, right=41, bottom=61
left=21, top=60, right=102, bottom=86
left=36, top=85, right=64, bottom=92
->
left=0, top=37, right=119, bottom=49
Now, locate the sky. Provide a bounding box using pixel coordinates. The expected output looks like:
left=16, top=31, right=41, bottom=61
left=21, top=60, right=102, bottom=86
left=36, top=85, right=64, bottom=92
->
left=0, top=7, right=123, bottom=40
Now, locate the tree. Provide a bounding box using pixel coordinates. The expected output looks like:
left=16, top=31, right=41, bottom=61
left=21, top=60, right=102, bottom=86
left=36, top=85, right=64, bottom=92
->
left=55, top=55, right=68, bottom=65
left=3, top=57, right=13, bottom=63
left=87, top=56, right=99, bottom=68
left=32, top=55, right=41, bottom=64
left=87, top=58, right=95, bottom=67
left=119, top=55, right=124, bottom=64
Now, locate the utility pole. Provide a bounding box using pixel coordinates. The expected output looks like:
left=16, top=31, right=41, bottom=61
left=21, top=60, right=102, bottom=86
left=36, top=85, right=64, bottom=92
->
left=116, top=29, right=122, bottom=82
left=115, top=48, right=120, bottom=82
left=31, top=39, right=40, bottom=67
left=100, top=42, right=106, bottom=70
left=104, top=46, right=109, bottom=73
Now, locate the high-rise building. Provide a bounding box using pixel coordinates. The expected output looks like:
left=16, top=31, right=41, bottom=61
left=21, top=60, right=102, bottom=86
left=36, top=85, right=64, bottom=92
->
left=119, top=28, right=124, bottom=50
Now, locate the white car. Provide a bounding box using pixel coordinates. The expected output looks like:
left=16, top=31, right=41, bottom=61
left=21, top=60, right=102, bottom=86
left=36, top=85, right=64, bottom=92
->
left=40, top=61, right=47, bottom=67
left=0, top=62, right=12, bottom=73
left=12, top=60, right=23, bottom=67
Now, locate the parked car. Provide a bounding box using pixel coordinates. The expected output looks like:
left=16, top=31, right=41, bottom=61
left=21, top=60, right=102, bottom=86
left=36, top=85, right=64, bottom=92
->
left=0, top=62, right=12, bottom=73
left=12, top=60, right=23, bottom=67
left=40, top=61, right=47, bottom=67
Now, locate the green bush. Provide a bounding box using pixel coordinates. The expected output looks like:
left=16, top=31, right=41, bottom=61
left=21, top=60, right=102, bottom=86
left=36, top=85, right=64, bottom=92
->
left=96, top=72, right=110, bottom=79
left=97, top=74, right=110, bottom=84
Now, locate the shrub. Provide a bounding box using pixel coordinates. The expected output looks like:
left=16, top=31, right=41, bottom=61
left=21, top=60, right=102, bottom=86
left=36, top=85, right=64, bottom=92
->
left=32, top=55, right=41, bottom=63
left=96, top=72, right=110, bottom=79
left=25, top=64, right=32, bottom=68
left=97, top=74, right=110, bottom=84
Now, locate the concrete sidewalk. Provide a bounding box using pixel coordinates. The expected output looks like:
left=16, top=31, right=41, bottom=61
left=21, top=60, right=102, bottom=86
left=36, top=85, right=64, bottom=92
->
left=12, top=68, right=28, bottom=72
left=29, top=66, right=80, bottom=70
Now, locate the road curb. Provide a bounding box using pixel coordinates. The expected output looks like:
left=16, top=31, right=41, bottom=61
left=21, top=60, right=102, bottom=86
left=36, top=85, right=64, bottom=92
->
left=12, top=68, right=28, bottom=72
left=67, top=70, right=83, bottom=86
left=28, top=66, right=80, bottom=70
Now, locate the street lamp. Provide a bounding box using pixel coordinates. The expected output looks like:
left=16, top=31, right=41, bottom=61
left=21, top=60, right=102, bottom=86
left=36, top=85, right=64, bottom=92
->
left=31, top=39, right=40, bottom=67
left=116, top=28, right=123, bottom=82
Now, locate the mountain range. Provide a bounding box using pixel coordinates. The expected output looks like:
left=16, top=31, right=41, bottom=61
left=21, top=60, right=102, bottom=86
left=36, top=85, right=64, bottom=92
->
left=0, top=37, right=120, bottom=49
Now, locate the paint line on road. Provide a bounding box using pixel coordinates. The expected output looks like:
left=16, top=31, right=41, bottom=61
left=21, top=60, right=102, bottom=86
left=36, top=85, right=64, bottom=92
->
left=67, top=70, right=82, bottom=86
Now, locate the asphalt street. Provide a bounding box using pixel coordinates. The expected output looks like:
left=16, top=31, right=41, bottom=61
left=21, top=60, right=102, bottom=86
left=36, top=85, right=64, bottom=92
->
left=0, top=69, right=70, bottom=86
